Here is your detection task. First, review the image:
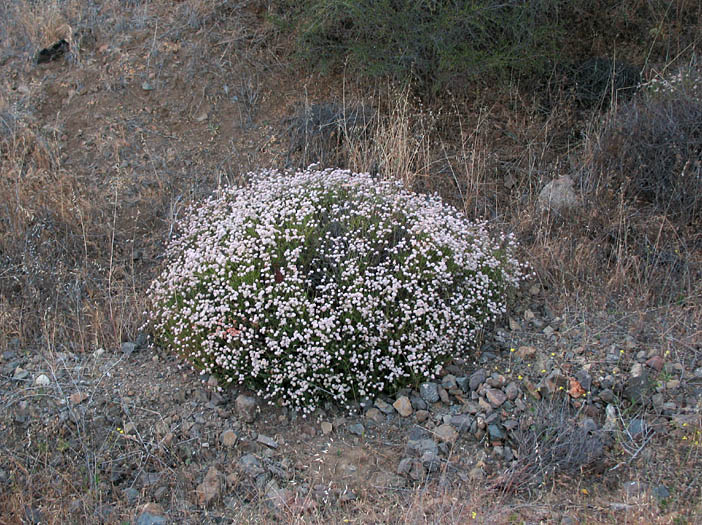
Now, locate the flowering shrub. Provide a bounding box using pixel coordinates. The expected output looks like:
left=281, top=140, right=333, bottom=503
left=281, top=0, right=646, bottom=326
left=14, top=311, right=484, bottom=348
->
left=146, top=168, right=527, bottom=414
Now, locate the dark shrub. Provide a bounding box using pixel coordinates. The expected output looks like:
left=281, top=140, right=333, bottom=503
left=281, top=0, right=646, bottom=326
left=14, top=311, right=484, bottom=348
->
left=592, top=87, right=702, bottom=225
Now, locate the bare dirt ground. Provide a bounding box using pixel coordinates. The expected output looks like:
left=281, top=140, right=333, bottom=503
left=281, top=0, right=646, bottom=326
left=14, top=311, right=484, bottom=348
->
left=1, top=1, right=701, bottom=524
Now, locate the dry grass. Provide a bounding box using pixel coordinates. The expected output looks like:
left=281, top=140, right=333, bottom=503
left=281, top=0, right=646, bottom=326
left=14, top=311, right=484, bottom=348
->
left=1, top=0, right=701, bottom=523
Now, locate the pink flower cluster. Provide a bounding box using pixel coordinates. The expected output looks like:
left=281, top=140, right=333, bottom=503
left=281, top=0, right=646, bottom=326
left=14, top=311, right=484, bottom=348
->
left=146, top=168, right=528, bottom=414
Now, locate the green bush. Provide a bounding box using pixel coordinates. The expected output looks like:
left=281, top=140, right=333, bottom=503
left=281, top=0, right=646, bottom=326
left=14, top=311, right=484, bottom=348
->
left=291, top=0, right=566, bottom=95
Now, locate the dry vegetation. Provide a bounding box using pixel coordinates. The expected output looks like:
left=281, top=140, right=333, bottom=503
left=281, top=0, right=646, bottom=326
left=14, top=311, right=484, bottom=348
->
left=1, top=0, right=701, bottom=523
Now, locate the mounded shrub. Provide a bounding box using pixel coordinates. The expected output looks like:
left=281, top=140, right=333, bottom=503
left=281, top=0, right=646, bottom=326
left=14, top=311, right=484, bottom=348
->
left=591, top=65, right=702, bottom=225
left=146, top=168, right=527, bottom=413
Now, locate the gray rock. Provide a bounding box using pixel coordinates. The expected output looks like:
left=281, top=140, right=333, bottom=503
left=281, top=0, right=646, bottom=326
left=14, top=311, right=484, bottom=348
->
left=239, top=454, right=264, bottom=477
left=374, top=398, right=394, bottom=415
left=419, top=382, right=440, bottom=404
left=575, top=369, right=593, bottom=391
left=12, top=367, right=29, bottom=381
left=24, top=506, right=44, bottom=524
left=487, top=424, right=505, bottom=441
left=121, top=342, right=137, bottom=355
left=410, top=395, right=427, bottom=410
left=406, top=438, right=438, bottom=458
left=397, top=457, right=425, bottom=481
left=348, top=423, right=364, bottom=436
left=265, top=479, right=291, bottom=510
left=624, top=373, right=651, bottom=404
left=408, top=426, right=430, bottom=441
left=449, top=414, right=473, bottom=432
left=652, top=485, right=670, bottom=502
left=257, top=434, right=278, bottom=449
left=538, top=175, right=580, bottom=214
left=441, top=374, right=458, bottom=390
left=455, top=376, right=470, bottom=392
left=235, top=394, right=258, bottom=423
left=627, top=418, right=647, bottom=438
left=136, top=511, right=167, bottom=525
left=469, top=369, right=486, bottom=391
left=599, top=389, right=615, bottom=403
left=123, top=487, right=139, bottom=505
left=623, top=480, right=648, bottom=498
left=34, top=374, right=50, bottom=386
left=504, top=382, right=520, bottom=401
left=421, top=450, right=441, bottom=472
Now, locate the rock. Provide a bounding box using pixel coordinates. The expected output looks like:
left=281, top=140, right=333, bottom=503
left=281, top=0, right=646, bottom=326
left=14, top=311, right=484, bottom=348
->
left=406, top=439, right=438, bottom=458
left=196, top=466, right=221, bottom=506
left=265, top=479, right=292, bottom=510
left=603, top=404, right=618, bottom=431
left=419, top=382, right=440, bottom=404
left=121, top=342, right=137, bottom=355
left=398, top=457, right=426, bottom=481
left=599, top=389, right=615, bottom=403
left=485, top=388, right=506, bottom=407
left=239, top=454, right=264, bottom=478
left=652, top=485, right=670, bottom=502
left=538, top=175, right=579, bottom=214
left=69, top=391, right=88, bottom=405
left=141, top=82, right=154, bottom=91
left=630, top=362, right=644, bottom=378
left=487, top=424, right=504, bottom=441
left=438, top=386, right=450, bottom=404
left=455, top=376, right=470, bottom=392
left=434, top=424, right=458, bottom=444
left=415, top=410, right=430, bottom=423
left=348, top=423, right=364, bottom=436
left=13, top=367, right=29, bottom=381
left=393, top=396, right=413, bottom=417
left=320, top=421, right=333, bottom=434
left=374, top=398, right=394, bottom=415
left=441, top=375, right=458, bottom=390
left=34, top=374, right=50, bottom=386
left=220, top=430, right=238, bottom=447
left=504, top=382, right=520, bottom=401
left=540, top=370, right=569, bottom=394
left=257, top=434, right=278, bottom=449
left=235, top=394, right=258, bottom=423
left=469, top=369, right=487, bottom=391
left=23, top=506, right=44, bottom=524
left=136, top=505, right=166, bottom=525
left=575, top=369, right=593, bottom=391
left=517, top=346, right=537, bottom=359
left=627, top=418, right=646, bottom=438
left=449, top=414, right=472, bottom=432
left=365, top=408, right=384, bottom=423
left=420, top=450, right=441, bottom=472
left=624, top=373, right=651, bottom=404
left=124, top=487, right=139, bottom=505
left=623, top=480, right=648, bottom=498
left=410, top=395, right=427, bottom=410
